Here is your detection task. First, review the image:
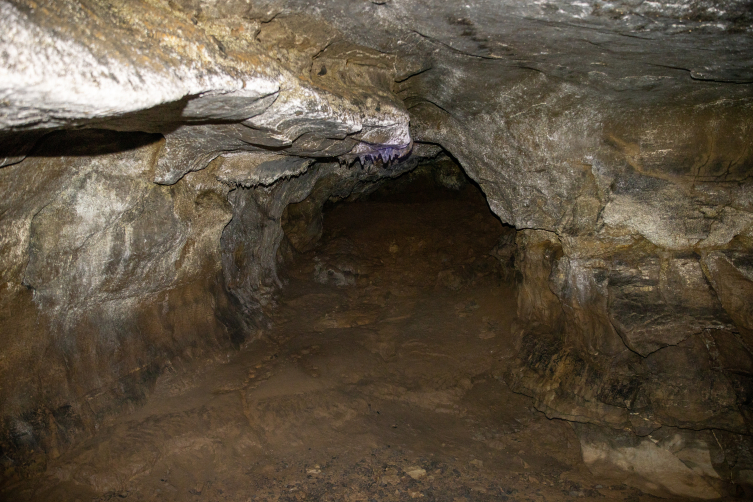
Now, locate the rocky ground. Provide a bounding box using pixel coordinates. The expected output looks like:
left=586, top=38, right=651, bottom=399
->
left=1, top=177, right=677, bottom=502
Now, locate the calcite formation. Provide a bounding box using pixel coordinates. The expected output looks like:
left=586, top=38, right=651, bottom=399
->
left=1, top=0, right=752, bottom=498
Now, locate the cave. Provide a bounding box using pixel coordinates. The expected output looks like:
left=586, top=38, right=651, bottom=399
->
left=1, top=0, right=753, bottom=500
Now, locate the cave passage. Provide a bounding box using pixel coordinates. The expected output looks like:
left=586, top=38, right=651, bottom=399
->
left=4, top=158, right=663, bottom=501
left=2, top=0, right=753, bottom=497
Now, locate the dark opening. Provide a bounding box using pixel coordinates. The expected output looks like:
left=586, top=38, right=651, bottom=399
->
left=280, top=155, right=517, bottom=292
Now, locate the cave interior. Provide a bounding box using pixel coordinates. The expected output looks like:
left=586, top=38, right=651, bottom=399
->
left=1, top=0, right=753, bottom=500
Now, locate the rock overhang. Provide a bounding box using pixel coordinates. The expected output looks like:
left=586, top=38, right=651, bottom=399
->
left=0, top=0, right=413, bottom=181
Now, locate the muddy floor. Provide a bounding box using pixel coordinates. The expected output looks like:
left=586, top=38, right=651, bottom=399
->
left=3, top=177, right=666, bottom=501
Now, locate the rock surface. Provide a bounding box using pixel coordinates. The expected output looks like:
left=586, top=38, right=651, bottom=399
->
left=1, top=0, right=753, bottom=497
left=576, top=423, right=726, bottom=499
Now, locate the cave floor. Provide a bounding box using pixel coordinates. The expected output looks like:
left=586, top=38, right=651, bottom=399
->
left=7, top=185, right=663, bottom=502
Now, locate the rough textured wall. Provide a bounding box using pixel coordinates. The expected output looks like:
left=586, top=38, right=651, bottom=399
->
left=398, top=24, right=753, bottom=502
left=0, top=130, right=240, bottom=472
left=396, top=22, right=753, bottom=501
left=0, top=0, right=412, bottom=476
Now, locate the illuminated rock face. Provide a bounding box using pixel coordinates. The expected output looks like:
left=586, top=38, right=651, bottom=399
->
left=1, top=0, right=752, bottom=496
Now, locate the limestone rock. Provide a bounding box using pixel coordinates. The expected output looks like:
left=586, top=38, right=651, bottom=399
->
left=575, top=423, right=727, bottom=500
left=511, top=229, right=751, bottom=436
left=607, top=254, right=732, bottom=356
left=0, top=0, right=412, bottom=180
left=0, top=131, right=239, bottom=472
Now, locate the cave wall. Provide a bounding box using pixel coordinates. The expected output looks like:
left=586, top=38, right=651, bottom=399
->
left=0, top=0, right=413, bottom=475
left=406, top=79, right=753, bottom=437
left=0, top=130, right=240, bottom=471
left=403, top=48, right=753, bottom=499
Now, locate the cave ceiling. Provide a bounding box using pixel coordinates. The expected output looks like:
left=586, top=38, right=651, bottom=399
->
left=3, top=0, right=752, bottom=169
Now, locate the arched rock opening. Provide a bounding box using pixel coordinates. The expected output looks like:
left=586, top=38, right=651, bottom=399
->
left=278, top=152, right=517, bottom=294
